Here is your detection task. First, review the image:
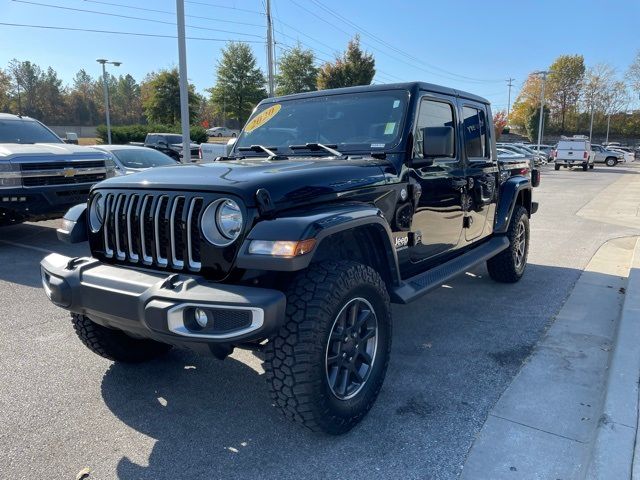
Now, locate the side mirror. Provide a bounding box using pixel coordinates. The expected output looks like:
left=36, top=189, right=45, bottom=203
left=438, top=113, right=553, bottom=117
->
left=422, top=126, right=454, bottom=158
left=226, top=137, right=237, bottom=156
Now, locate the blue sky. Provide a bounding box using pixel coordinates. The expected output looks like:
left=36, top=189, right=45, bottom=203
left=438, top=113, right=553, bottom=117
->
left=1, top=0, right=639, bottom=110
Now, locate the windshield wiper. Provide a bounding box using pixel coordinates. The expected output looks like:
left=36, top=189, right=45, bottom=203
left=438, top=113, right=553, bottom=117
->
left=237, top=144, right=287, bottom=160
left=289, top=143, right=345, bottom=158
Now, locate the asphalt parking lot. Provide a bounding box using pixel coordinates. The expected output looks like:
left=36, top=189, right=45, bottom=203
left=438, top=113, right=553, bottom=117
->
left=2, top=163, right=640, bottom=480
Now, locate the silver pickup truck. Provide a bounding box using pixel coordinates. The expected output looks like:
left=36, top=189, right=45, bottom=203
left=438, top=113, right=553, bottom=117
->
left=0, top=113, right=114, bottom=226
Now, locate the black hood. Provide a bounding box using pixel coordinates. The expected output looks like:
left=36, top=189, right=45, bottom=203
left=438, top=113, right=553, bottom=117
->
left=95, top=157, right=391, bottom=207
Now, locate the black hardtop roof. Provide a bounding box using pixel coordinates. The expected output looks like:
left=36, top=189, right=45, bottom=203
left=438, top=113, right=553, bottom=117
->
left=260, top=82, right=490, bottom=106
left=149, top=132, right=182, bottom=136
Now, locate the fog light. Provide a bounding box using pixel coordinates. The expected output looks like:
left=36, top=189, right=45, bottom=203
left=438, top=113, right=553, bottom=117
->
left=194, top=308, right=209, bottom=328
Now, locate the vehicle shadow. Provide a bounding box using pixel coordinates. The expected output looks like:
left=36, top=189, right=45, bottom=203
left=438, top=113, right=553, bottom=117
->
left=97, top=261, right=610, bottom=480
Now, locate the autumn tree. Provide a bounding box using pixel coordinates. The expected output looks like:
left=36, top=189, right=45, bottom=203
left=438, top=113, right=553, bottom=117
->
left=276, top=44, right=318, bottom=96
left=0, top=69, right=11, bottom=112
left=509, top=74, right=543, bottom=132
left=493, top=110, right=508, bottom=140
left=547, top=55, right=585, bottom=133
left=209, top=42, right=267, bottom=126
left=626, top=50, right=640, bottom=98
left=317, top=35, right=375, bottom=89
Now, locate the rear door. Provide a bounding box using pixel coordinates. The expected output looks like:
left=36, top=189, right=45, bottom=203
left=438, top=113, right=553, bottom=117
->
left=461, top=103, right=497, bottom=241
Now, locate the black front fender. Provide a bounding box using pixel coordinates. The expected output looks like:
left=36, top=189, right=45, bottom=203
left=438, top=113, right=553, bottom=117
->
left=236, top=204, right=401, bottom=284
left=494, top=177, right=532, bottom=234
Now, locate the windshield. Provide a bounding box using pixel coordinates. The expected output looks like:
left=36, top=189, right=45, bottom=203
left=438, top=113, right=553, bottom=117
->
left=166, top=135, right=183, bottom=144
left=0, top=118, right=62, bottom=144
left=235, top=90, right=408, bottom=156
left=111, top=148, right=177, bottom=169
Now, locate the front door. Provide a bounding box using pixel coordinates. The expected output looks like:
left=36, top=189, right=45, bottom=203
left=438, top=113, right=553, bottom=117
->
left=461, top=103, right=497, bottom=241
left=408, top=95, right=465, bottom=264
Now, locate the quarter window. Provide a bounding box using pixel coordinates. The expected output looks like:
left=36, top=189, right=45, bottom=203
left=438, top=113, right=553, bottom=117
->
left=463, top=106, right=489, bottom=158
left=415, top=99, right=456, bottom=160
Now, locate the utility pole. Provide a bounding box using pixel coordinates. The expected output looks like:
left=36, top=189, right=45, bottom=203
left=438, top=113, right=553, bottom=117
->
left=176, top=0, right=191, bottom=163
left=16, top=81, right=22, bottom=116
left=589, top=104, right=595, bottom=143
left=96, top=59, right=121, bottom=145
left=265, top=0, right=275, bottom=97
left=605, top=113, right=611, bottom=144
left=506, top=77, right=514, bottom=120
left=533, top=71, right=548, bottom=157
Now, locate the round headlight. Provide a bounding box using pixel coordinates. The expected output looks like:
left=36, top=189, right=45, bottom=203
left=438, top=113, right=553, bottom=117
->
left=216, top=199, right=242, bottom=240
left=89, top=194, right=106, bottom=232
left=201, top=198, right=243, bottom=246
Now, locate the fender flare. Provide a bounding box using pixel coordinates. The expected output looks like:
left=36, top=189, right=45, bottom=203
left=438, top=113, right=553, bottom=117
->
left=235, top=204, right=401, bottom=285
left=494, top=176, right=532, bottom=234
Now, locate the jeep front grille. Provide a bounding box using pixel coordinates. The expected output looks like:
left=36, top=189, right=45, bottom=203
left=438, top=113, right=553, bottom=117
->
left=101, top=192, right=204, bottom=272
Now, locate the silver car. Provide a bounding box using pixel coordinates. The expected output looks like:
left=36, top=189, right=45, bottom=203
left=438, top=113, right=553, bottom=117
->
left=590, top=144, right=625, bottom=167
left=92, top=145, right=178, bottom=175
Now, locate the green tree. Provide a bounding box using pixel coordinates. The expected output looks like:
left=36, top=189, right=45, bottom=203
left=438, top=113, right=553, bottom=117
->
left=317, top=35, right=375, bottom=89
left=209, top=42, right=267, bottom=126
left=112, top=74, right=143, bottom=124
left=547, top=55, right=585, bottom=133
left=141, top=68, right=198, bottom=124
left=526, top=105, right=550, bottom=141
left=0, top=69, right=11, bottom=112
left=67, top=69, right=100, bottom=125
left=276, top=44, right=318, bottom=96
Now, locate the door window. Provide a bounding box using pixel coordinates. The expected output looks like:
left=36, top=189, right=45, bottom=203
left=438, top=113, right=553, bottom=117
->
left=414, top=99, right=456, bottom=161
left=462, top=106, right=489, bottom=158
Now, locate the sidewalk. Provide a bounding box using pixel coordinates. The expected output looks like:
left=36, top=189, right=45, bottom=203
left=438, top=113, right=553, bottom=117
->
left=461, top=236, right=640, bottom=480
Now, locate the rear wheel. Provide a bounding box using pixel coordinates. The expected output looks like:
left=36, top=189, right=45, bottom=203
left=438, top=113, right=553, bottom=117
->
left=555, top=164, right=560, bottom=171
left=71, top=313, right=171, bottom=363
left=264, top=260, right=391, bottom=434
left=582, top=163, right=588, bottom=171
left=589, top=163, right=594, bottom=170
left=606, top=157, right=618, bottom=167
left=487, top=206, right=529, bottom=283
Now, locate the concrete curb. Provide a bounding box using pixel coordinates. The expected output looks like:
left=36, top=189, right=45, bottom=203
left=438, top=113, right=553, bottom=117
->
left=587, top=238, right=640, bottom=479
left=461, top=237, right=638, bottom=480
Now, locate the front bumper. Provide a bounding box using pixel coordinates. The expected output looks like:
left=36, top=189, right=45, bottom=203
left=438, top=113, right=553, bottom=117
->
left=40, top=253, right=286, bottom=347
left=0, top=185, right=91, bottom=223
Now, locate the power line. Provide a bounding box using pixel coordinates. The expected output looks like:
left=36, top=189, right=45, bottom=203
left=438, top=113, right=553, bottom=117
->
left=0, top=22, right=264, bottom=42
left=83, top=0, right=265, bottom=28
left=12, top=0, right=264, bottom=38
left=291, top=0, right=504, bottom=85
left=184, top=0, right=265, bottom=15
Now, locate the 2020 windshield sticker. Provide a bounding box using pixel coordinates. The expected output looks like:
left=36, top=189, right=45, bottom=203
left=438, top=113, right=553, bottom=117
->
left=244, top=104, right=281, bottom=133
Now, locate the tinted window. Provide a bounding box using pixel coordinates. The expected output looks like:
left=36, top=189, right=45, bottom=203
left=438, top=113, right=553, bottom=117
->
left=0, top=119, right=62, bottom=144
left=415, top=99, right=456, bottom=159
left=111, top=148, right=177, bottom=168
left=463, top=106, right=488, bottom=158
left=165, top=135, right=183, bottom=144
left=236, top=90, right=408, bottom=155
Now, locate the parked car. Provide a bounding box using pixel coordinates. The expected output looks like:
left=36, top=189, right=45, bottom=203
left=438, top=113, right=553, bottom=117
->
left=43, top=82, right=538, bottom=434
left=63, top=132, right=79, bottom=145
left=553, top=136, right=594, bottom=171
left=497, top=143, right=540, bottom=167
left=92, top=145, right=178, bottom=175
left=206, top=126, right=239, bottom=138
left=130, top=133, right=199, bottom=162
left=590, top=144, right=625, bottom=167
left=527, top=144, right=554, bottom=160
left=0, top=113, right=114, bottom=226
left=610, top=146, right=635, bottom=163
left=198, top=141, right=232, bottom=163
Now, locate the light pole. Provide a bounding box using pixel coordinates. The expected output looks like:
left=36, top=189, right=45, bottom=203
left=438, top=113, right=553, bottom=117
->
left=532, top=71, right=549, bottom=157
left=96, top=59, right=121, bottom=145
left=176, top=0, right=191, bottom=163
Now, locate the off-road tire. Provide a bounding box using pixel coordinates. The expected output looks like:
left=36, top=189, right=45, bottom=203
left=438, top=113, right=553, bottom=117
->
left=554, top=163, right=560, bottom=171
left=606, top=157, right=617, bottom=167
left=487, top=206, right=529, bottom=283
left=71, top=313, right=171, bottom=363
left=264, top=260, right=392, bottom=434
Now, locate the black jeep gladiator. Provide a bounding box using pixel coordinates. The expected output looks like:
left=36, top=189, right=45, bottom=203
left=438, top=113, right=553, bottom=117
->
left=41, top=83, right=538, bottom=434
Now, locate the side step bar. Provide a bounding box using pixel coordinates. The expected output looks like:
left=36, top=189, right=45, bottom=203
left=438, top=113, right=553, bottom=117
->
left=391, top=236, right=510, bottom=304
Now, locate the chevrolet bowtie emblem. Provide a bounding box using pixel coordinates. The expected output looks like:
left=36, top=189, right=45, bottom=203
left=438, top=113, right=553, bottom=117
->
left=62, top=168, right=77, bottom=178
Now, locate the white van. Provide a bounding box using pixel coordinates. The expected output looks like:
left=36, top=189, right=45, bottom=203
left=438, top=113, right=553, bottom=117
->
left=553, top=136, right=593, bottom=171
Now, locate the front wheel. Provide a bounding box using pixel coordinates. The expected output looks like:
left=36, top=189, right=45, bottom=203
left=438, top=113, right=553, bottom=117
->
left=487, top=206, right=529, bottom=283
left=231, top=133, right=237, bottom=137
left=606, top=157, right=618, bottom=167
left=71, top=314, right=171, bottom=362
left=264, top=261, right=391, bottom=434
